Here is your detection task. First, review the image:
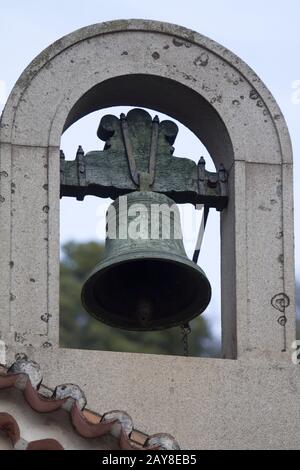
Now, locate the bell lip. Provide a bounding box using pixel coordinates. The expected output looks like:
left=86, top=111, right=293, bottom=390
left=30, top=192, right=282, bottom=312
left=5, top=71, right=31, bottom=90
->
left=81, top=251, right=212, bottom=331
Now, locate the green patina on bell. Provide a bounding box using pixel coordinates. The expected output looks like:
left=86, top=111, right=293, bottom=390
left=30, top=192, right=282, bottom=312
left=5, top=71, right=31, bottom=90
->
left=81, top=190, right=211, bottom=331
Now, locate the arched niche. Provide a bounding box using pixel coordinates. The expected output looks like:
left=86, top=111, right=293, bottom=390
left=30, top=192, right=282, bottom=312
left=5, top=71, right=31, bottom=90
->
left=0, top=22, right=296, bottom=440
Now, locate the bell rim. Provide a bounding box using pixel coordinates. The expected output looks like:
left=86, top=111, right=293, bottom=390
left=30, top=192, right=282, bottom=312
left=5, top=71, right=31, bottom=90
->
left=81, top=251, right=211, bottom=331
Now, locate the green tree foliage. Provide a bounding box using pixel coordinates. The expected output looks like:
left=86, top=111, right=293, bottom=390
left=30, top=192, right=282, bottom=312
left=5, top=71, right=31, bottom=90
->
left=60, top=241, right=218, bottom=356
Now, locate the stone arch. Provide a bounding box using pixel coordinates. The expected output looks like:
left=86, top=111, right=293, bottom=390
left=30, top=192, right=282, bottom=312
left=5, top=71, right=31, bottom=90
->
left=0, top=20, right=294, bottom=368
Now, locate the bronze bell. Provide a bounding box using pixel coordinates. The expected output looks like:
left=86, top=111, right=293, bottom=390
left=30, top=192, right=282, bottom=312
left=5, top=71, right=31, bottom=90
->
left=81, top=191, right=211, bottom=330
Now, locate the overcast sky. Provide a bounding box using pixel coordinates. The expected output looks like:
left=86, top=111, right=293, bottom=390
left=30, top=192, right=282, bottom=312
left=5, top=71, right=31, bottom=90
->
left=0, top=1, right=299, bottom=337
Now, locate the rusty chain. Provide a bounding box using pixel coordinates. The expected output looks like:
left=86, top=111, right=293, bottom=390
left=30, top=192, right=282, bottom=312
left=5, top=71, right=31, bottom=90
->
left=181, top=323, right=191, bottom=357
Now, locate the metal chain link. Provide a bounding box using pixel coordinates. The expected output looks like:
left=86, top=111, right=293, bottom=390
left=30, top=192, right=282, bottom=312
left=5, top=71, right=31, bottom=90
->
left=181, top=323, right=191, bottom=357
